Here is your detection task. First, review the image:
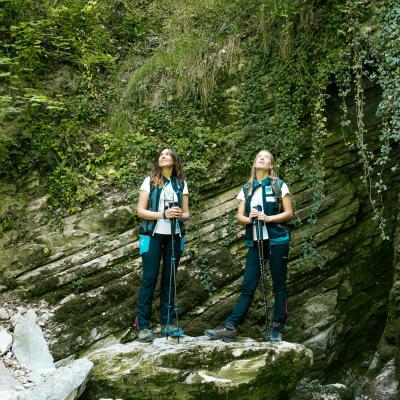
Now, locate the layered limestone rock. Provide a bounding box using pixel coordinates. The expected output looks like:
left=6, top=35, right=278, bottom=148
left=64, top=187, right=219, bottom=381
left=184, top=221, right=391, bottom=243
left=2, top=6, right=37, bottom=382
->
left=364, top=212, right=400, bottom=399
left=81, top=335, right=312, bottom=400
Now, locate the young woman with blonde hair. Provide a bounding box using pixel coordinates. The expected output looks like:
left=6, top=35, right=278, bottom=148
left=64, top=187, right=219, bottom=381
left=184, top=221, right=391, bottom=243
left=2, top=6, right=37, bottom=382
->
left=205, top=150, right=293, bottom=342
left=136, top=147, right=189, bottom=342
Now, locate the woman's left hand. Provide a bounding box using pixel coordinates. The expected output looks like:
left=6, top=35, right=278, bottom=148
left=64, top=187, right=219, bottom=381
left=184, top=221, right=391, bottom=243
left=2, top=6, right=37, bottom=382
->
left=258, top=212, right=272, bottom=223
left=171, top=206, right=183, bottom=219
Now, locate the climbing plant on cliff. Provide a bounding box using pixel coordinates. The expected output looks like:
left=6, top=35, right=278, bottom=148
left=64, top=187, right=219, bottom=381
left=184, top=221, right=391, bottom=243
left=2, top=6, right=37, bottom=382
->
left=334, top=0, right=400, bottom=240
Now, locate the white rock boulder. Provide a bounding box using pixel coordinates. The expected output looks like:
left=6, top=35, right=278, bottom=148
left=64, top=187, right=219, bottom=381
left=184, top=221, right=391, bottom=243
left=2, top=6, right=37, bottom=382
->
left=20, top=358, right=93, bottom=400
left=12, top=309, right=55, bottom=371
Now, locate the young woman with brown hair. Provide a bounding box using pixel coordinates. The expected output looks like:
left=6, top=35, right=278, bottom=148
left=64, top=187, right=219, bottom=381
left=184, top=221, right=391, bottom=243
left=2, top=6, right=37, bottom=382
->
left=136, top=147, right=189, bottom=342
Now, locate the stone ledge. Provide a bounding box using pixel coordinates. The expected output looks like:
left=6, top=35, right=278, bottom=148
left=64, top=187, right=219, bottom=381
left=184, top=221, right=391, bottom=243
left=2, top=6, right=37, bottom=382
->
left=82, top=335, right=313, bottom=400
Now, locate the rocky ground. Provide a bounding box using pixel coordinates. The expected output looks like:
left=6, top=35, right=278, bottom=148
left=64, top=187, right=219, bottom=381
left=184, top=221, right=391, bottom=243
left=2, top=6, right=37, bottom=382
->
left=0, top=297, right=92, bottom=400
left=0, top=298, right=55, bottom=390
left=0, top=291, right=398, bottom=399
left=1, top=293, right=314, bottom=400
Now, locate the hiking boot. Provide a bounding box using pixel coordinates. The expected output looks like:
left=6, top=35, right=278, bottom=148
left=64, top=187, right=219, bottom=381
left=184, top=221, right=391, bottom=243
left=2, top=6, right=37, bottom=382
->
left=265, top=322, right=283, bottom=343
left=138, top=329, right=155, bottom=343
left=204, top=322, right=236, bottom=340
left=161, top=324, right=184, bottom=338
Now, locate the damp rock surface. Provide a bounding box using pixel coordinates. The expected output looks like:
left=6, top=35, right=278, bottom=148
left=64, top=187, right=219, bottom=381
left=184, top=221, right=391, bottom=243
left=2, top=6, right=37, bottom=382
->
left=82, top=335, right=313, bottom=400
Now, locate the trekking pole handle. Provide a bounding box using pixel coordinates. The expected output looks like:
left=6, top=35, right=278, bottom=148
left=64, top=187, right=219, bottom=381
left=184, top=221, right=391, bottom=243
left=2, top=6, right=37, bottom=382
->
left=252, top=205, right=262, bottom=224
left=167, top=202, right=180, bottom=218
left=168, top=201, right=179, bottom=209
left=167, top=202, right=179, bottom=235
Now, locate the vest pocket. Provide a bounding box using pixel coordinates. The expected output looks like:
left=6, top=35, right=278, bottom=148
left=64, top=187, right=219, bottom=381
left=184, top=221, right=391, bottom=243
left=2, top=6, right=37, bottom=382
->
left=139, top=235, right=151, bottom=255
left=268, top=224, right=290, bottom=245
left=264, top=201, right=276, bottom=215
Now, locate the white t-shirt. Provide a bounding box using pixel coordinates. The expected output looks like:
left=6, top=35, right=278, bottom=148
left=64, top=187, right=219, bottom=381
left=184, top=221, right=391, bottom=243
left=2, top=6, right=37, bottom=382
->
left=237, top=182, right=290, bottom=240
left=140, top=176, right=189, bottom=235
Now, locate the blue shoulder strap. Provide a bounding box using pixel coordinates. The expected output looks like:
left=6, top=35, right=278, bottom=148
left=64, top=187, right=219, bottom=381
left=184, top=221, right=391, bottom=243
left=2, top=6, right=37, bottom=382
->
left=148, top=178, right=162, bottom=211
left=171, top=177, right=185, bottom=193
left=242, top=182, right=250, bottom=196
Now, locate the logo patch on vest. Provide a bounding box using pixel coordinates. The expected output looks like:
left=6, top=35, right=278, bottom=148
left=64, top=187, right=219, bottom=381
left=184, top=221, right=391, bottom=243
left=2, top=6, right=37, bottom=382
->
left=265, top=186, right=273, bottom=194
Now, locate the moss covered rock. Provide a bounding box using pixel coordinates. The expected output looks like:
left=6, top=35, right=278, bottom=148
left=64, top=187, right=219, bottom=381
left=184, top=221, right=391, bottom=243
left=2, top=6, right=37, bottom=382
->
left=81, top=336, right=312, bottom=400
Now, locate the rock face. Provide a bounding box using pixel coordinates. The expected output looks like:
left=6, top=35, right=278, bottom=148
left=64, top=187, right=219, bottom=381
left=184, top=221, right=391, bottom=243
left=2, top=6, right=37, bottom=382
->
left=82, top=336, right=312, bottom=400
left=376, top=214, right=400, bottom=376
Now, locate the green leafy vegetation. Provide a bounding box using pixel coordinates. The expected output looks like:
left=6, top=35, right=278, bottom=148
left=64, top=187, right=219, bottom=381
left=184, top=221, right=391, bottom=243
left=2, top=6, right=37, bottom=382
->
left=0, top=0, right=165, bottom=211
left=1, top=0, right=399, bottom=238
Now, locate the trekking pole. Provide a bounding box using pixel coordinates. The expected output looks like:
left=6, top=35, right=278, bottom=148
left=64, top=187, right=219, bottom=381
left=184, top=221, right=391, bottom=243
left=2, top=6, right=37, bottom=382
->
left=167, top=202, right=184, bottom=342
left=254, top=205, right=270, bottom=334
left=165, top=202, right=175, bottom=341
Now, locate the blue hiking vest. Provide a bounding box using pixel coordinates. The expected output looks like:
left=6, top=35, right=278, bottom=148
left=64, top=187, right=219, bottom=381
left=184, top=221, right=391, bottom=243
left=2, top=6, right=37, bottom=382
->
left=139, top=176, right=186, bottom=236
left=243, top=177, right=290, bottom=247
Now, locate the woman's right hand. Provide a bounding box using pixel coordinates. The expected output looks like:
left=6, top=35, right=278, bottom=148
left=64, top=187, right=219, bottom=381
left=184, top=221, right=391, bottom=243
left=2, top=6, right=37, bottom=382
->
left=248, top=208, right=259, bottom=222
